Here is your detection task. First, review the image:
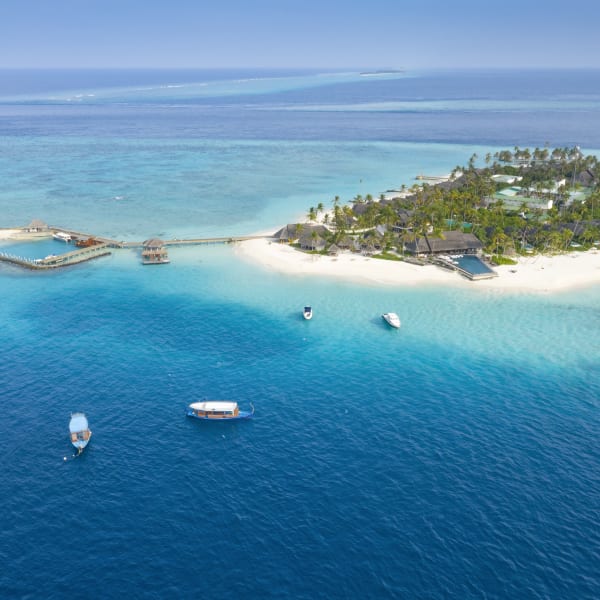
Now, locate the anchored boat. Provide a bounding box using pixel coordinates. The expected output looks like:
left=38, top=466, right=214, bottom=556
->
left=69, top=412, right=92, bottom=454
left=186, top=401, right=254, bottom=420
left=53, top=231, right=72, bottom=243
left=382, top=312, right=401, bottom=328
left=303, top=306, right=313, bottom=320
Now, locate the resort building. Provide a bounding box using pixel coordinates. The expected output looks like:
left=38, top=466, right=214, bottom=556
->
left=404, top=230, right=484, bottom=256
left=273, top=224, right=303, bottom=243
left=24, top=219, right=49, bottom=233
left=298, top=225, right=330, bottom=251
left=491, top=174, right=523, bottom=185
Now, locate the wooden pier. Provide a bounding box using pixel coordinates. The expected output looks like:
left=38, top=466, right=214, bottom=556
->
left=0, top=242, right=111, bottom=270
left=0, top=225, right=267, bottom=271
left=122, top=235, right=265, bottom=248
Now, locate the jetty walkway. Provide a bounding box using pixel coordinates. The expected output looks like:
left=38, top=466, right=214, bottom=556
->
left=0, top=225, right=267, bottom=270
left=122, top=235, right=264, bottom=249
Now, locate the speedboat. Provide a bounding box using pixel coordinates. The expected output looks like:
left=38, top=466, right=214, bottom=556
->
left=53, top=231, right=72, bottom=243
left=382, top=312, right=401, bottom=329
left=69, top=412, right=92, bottom=454
left=303, top=306, right=313, bottom=320
left=186, top=401, right=254, bottom=420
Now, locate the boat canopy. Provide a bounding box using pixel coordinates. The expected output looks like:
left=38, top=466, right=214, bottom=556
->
left=189, top=401, right=238, bottom=412
left=69, top=413, right=89, bottom=433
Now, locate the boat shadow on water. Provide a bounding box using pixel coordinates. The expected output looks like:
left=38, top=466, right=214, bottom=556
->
left=371, top=315, right=402, bottom=330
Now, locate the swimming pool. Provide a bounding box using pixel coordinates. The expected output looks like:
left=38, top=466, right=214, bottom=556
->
left=453, top=254, right=497, bottom=277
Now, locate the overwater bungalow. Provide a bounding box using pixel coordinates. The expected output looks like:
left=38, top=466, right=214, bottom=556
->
left=142, top=238, right=170, bottom=265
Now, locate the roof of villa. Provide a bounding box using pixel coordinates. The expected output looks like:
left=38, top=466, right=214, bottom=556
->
left=27, top=219, right=48, bottom=228
left=143, top=238, right=165, bottom=247
left=405, top=230, right=483, bottom=254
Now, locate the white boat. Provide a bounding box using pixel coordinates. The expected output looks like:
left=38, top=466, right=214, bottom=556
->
left=53, top=231, right=72, bottom=243
left=69, top=412, right=92, bottom=454
left=382, top=312, right=401, bottom=328
left=187, top=401, right=254, bottom=420
left=303, top=306, right=313, bottom=320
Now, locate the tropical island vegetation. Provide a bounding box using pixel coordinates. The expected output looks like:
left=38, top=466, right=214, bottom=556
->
left=288, top=146, right=600, bottom=264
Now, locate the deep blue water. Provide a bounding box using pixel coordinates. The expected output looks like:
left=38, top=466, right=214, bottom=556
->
left=0, top=69, right=599, bottom=599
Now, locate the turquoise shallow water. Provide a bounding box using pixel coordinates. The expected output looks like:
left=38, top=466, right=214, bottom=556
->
left=1, top=69, right=599, bottom=598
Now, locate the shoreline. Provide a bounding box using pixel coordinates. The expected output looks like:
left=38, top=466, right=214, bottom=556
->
left=4, top=226, right=600, bottom=293
left=235, top=236, right=600, bottom=293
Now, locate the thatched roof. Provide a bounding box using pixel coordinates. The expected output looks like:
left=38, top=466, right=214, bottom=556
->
left=299, top=233, right=327, bottom=251
left=143, top=238, right=165, bottom=248
left=575, top=169, right=596, bottom=187
left=336, top=235, right=354, bottom=249
left=405, top=230, right=483, bottom=255
left=273, top=224, right=300, bottom=241
left=27, top=219, right=48, bottom=229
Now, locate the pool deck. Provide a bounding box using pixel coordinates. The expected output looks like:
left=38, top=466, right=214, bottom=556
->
left=433, top=255, right=498, bottom=280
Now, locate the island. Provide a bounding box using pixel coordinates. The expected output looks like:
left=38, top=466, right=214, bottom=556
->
left=236, top=146, right=600, bottom=292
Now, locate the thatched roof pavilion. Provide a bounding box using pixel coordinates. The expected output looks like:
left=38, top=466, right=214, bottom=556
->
left=273, top=224, right=303, bottom=243
left=405, top=230, right=483, bottom=255
left=25, top=219, right=49, bottom=232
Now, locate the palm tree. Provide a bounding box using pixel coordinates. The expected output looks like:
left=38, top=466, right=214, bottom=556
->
left=307, top=207, right=317, bottom=222
left=310, top=230, right=318, bottom=250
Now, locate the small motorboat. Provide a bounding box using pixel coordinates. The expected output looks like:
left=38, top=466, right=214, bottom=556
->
left=303, top=306, right=313, bottom=320
left=382, top=312, right=401, bottom=329
left=186, top=401, right=254, bottom=420
left=69, top=412, right=92, bottom=454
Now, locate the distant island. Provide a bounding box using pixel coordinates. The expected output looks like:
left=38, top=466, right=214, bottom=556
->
left=359, top=69, right=405, bottom=76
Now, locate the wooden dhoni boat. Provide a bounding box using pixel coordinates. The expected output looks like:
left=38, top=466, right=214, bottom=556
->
left=69, top=412, right=92, bottom=454
left=186, top=401, right=254, bottom=420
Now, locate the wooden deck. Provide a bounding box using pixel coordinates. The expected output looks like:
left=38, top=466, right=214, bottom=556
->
left=0, top=242, right=111, bottom=270
left=122, top=235, right=265, bottom=249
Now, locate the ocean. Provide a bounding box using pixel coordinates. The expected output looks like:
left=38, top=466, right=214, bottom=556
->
left=0, top=69, right=599, bottom=599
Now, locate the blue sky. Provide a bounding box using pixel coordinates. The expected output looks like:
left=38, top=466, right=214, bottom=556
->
left=2, top=0, right=600, bottom=69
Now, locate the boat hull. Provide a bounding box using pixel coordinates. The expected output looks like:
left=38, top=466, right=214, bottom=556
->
left=186, top=408, right=253, bottom=420
left=70, top=434, right=92, bottom=451
left=382, top=313, right=401, bottom=328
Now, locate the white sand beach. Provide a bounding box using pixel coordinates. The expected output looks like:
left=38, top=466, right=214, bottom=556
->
left=0, top=229, right=23, bottom=240
left=235, top=237, right=600, bottom=293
